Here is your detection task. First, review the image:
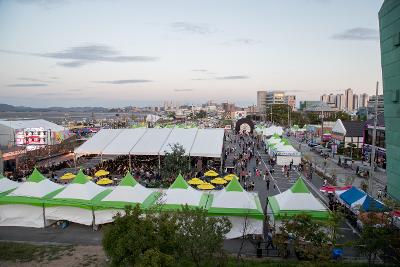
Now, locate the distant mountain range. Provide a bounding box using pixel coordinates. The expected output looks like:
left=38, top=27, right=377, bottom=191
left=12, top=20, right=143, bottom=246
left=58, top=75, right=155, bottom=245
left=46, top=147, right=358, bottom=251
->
left=0, top=103, right=110, bottom=113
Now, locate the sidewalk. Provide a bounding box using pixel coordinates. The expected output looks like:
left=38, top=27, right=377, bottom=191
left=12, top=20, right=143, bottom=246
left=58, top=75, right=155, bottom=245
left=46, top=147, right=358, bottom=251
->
left=289, top=137, right=387, bottom=196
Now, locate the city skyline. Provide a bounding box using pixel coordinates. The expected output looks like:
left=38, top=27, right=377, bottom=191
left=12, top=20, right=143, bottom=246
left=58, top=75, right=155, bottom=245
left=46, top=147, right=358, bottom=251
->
left=0, top=0, right=384, bottom=108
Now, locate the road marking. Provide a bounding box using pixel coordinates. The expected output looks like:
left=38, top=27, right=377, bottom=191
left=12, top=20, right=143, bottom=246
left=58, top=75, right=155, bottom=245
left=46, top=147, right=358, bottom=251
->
left=257, top=151, right=281, bottom=193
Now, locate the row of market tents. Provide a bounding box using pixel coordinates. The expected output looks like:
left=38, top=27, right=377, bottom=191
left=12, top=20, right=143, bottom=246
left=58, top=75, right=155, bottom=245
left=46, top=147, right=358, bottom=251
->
left=255, top=125, right=284, bottom=137
left=265, top=134, right=301, bottom=166
left=0, top=170, right=263, bottom=239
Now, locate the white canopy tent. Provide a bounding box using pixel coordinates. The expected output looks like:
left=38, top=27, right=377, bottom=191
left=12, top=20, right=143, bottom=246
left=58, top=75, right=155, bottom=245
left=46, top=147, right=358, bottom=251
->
left=74, top=128, right=225, bottom=159
left=275, top=144, right=301, bottom=166
left=0, top=174, right=20, bottom=194
left=0, top=169, right=63, bottom=228
left=45, top=170, right=109, bottom=226
left=101, top=128, right=147, bottom=155
left=74, top=129, right=123, bottom=155
left=189, top=128, right=225, bottom=158
left=159, top=128, right=198, bottom=156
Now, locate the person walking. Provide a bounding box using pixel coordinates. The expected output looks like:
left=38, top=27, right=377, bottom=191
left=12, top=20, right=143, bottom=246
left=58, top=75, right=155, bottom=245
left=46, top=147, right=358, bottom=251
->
left=266, top=177, right=270, bottom=190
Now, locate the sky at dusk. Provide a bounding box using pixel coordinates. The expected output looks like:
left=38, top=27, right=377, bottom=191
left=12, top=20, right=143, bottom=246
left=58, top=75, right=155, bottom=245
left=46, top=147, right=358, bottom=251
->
left=0, top=0, right=384, bottom=108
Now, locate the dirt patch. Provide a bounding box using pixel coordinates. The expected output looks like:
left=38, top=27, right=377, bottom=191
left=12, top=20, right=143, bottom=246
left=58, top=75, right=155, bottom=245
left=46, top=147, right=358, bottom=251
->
left=0, top=244, right=107, bottom=267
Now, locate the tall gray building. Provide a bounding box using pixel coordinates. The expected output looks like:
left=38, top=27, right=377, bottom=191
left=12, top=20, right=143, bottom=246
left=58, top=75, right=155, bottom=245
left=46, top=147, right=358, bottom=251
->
left=257, top=91, right=267, bottom=113
left=360, top=93, right=369, bottom=108
left=345, top=88, right=354, bottom=111
left=353, top=94, right=359, bottom=110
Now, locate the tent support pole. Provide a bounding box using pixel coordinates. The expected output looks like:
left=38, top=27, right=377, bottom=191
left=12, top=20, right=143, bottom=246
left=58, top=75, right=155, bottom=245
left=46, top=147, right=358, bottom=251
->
left=129, top=154, right=132, bottom=172
left=92, top=206, right=95, bottom=231
left=158, top=155, right=161, bottom=173
left=74, top=154, right=77, bottom=169
left=42, top=203, right=46, bottom=228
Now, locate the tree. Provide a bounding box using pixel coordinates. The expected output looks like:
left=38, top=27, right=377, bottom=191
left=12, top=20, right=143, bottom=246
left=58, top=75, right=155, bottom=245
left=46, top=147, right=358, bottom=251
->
left=353, top=212, right=392, bottom=266
left=161, top=144, right=190, bottom=180
left=102, top=205, right=231, bottom=267
left=102, top=205, right=178, bottom=267
left=265, top=104, right=292, bottom=126
left=195, top=110, right=207, bottom=119
left=175, top=206, right=231, bottom=267
left=275, top=214, right=331, bottom=261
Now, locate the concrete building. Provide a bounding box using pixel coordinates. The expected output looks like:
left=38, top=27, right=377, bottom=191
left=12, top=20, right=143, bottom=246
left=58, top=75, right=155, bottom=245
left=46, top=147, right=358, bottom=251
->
left=345, top=88, right=354, bottom=111
left=321, top=94, right=329, bottom=103
left=336, top=94, right=346, bottom=110
left=353, top=94, right=359, bottom=111
left=299, top=101, right=320, bottom=111
left=285, top=95, right=296, bottom=110
left=257, top=91, right=267, bottom=113
left=367, top=95, right=385, bottom=115
left=360, top=93, right=369, bottom=108
left=328, top=94, right=336, bottom=105
left=379, top=0, right=400, bottom=200
left=266, top=91, right=286, bottom=105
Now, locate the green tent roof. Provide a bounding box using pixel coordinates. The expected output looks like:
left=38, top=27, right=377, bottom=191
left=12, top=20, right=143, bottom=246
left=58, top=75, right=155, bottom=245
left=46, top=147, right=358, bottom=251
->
left=281, top=138, right=290, bottom=145
left=272, top=133, right=280, bottom=138
left=170, top=174, right=189, bottom=189
left=119, top=172, right=138, bottom=187
left=225, top=177, right=244, bottom=192
left=27, top=168, right=46, bottom=183
left=290, top=178, right=310, bottom=193
left=71, top=169, right=89, bottom=184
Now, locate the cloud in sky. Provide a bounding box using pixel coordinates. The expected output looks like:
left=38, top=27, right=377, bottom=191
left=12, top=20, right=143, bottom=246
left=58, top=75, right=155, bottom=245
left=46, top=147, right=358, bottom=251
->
left=215, top=75, right=249, bottom=80
left=174, top=89, right=193, bottom=92
left=332, top=27, right=379, bottom=41
left=222, top=38, right=261, bottom=45
left=171, top=22, right=216, bottom=34
left=94, top=79, right=153, bottom=84
left=18, top=77, right=54, bottom=83
left=192, top=69, right=208, bottom=72
left=0, top=44, right=158, bottom=68
left=192, top=75, right=249, bottom=81
left=7, top=83, right=48, bottom=87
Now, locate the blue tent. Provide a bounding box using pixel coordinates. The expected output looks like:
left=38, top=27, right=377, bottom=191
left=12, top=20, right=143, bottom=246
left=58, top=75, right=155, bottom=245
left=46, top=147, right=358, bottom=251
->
left=360, top=195, right=387, bottom=212
left=339, top=186, right=366, bottom=207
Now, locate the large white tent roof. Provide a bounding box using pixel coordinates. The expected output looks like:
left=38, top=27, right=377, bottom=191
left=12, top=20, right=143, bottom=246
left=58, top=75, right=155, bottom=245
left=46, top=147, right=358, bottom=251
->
left=0, top=119, right=65, bottom=132
left=74, top=129, right=123, bottom=155
left=75, top=128, right=225, bottom=158
left=189, top=128, right=225, bottom=157
left=9, top=180, right=62, bottom=198
left=0, top=177, right=20, bottom=194
left=159, top=128, right=198, bottom=155
left=130, top=128, right=172, bottom=156
left=101, top=128, right=147, bottom=155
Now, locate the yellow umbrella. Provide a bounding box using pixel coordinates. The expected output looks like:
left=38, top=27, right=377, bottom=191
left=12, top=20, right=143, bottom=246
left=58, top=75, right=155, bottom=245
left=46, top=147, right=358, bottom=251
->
left=211, top=178, right=227, bottom=185
left=224, top=174, right=238, bottom=181
left=204, top=170, right=219, bottom=177
left=188, top=178, right=204, bottom=185
left=96, top=178, right=113, bottom=185
left=60, top=173, right=76, bottom=180
left=197, top=182, right=215, bottom=190
left=95, top=170, right=110, bottom=177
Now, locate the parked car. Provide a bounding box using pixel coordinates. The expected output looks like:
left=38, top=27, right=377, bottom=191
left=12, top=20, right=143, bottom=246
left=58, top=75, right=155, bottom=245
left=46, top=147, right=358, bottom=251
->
left=308, top=142, right=318, bottom=147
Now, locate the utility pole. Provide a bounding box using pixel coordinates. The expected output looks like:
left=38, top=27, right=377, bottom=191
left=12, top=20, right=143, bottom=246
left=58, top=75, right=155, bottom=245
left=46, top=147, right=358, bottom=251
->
left=320, top=102, right=324, bottom=143
left=287, top=105, right=290, bottom=127
left=368, top=81, right=379, bottom=195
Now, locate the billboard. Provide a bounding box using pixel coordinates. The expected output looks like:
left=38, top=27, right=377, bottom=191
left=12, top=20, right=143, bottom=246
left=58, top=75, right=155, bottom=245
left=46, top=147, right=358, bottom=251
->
left=15, top=127, right=50, bottom=146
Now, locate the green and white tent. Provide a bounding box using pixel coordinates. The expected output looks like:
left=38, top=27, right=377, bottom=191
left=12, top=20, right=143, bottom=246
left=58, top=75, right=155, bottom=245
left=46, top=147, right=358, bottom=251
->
left=208, top=177, right=264, bottom=238
left=94, top=172, right=161, bottom=224
left=157, top=174, right=209, bottom=211
left=45, top=170, right=111, bottom=226
left=268, top=178, right=330, bottom=222
left=0, top=173, right=20, bottom=196
left=0, top=168, right=63, bottom=228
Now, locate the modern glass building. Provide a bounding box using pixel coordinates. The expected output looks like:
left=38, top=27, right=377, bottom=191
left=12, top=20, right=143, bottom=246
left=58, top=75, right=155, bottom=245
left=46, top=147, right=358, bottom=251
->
left=379, top=0, right=400, bottom=200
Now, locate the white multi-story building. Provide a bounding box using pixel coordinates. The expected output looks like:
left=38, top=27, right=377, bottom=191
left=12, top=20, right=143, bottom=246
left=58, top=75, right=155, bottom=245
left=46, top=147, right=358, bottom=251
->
left=336, top=94, right=346, bottom=110
left=360, top=93, right=369, bottom=108
left=353, top=94, right=359, bottom=110
left=321, top=94, right=329, bottom=103
left=345, top=88, right=354, bottom=111
left=266, top=91, right=286, bottom=105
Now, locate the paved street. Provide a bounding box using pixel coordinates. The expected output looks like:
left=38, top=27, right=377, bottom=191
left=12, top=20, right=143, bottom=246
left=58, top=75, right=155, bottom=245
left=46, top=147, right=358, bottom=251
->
left=288, top=136, right=387, bottom=196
